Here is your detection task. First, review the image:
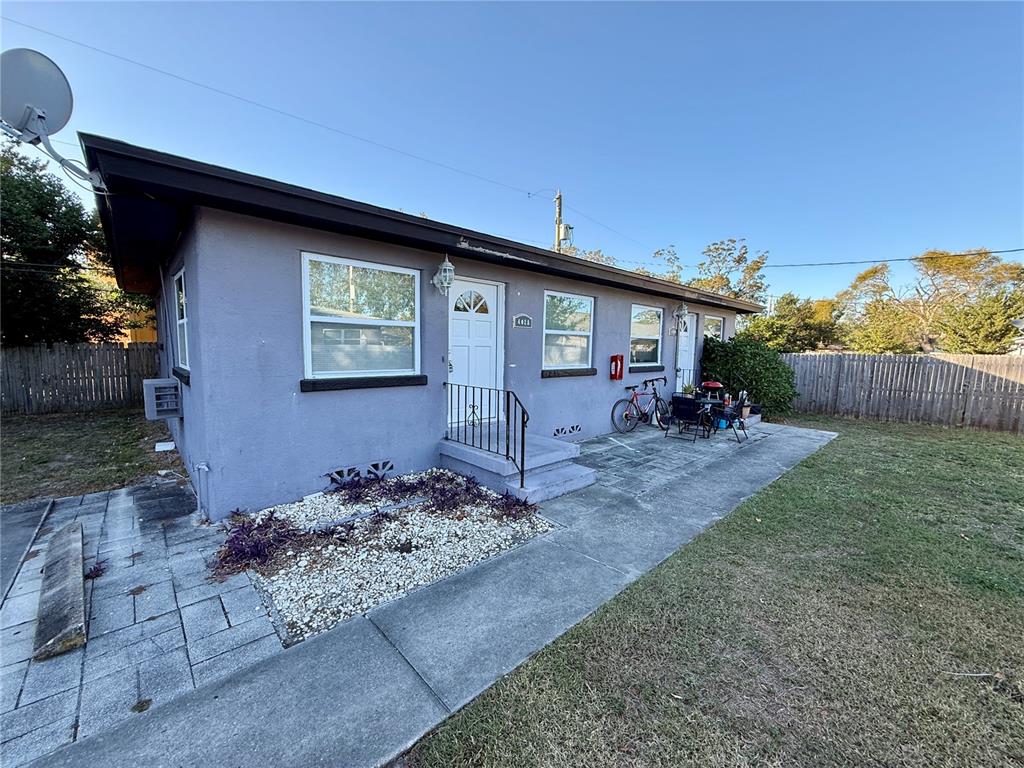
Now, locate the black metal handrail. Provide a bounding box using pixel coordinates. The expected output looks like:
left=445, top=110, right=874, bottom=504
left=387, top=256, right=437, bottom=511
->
left=443, top=382, right=529, bottom=488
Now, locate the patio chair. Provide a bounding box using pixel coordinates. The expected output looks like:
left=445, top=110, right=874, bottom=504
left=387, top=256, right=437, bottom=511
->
left=666, top=394, right=702, bottom=442
left=712, top=391, right=749, bottom=443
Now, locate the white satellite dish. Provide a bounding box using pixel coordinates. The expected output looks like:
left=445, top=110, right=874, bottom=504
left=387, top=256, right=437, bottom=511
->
left=0, top=48, right=105, bottom=191
left=1, top=48, right=73, bottom=136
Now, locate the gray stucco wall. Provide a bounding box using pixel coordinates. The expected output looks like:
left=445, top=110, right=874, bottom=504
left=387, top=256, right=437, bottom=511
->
left=155, top=217, right=212, bottom=513
left=169, top=208, right=738, bottom=519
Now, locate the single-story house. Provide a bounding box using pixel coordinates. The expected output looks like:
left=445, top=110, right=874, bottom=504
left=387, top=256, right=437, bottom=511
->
left=81, top=134, right=762, bottom=519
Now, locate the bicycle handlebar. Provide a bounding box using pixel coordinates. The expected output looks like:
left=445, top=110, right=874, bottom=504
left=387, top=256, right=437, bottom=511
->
left=642, top=376, right=668, bottom=387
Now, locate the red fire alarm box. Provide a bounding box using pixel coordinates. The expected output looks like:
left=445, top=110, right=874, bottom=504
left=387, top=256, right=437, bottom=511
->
left=610, top=354, right=624, bottom=380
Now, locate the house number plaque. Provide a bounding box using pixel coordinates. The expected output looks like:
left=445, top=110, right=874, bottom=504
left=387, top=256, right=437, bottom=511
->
left=512, top=314, right=533, bottom=329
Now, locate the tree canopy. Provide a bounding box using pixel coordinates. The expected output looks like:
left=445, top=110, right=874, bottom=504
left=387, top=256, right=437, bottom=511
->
left=739, top=293, right=842, bottom=352
left=633, top=238, right=769, bottom=305
left=561, top=245, right=617, bottom=266
left=938, top=286, right=1024, bottom=354
left=1, top=142, right=150, bottom=346
left=689, top=239, right=769, bottom=304
left=838, top=250, right=1020, bottom=353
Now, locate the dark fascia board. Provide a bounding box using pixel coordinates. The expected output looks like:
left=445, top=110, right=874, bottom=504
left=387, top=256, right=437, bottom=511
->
left=79, top=133, right=763, bottom=313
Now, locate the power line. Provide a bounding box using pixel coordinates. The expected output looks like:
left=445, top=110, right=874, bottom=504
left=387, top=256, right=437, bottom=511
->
left=3, top=15, right=654, bottom=254
left=1, top=264, right=114, bottom=276
left=8, top=18, right=1019, bottom=278
left=563, top=204, right=653, bottom=250
left=2, top=260, right=114, bottom=273
left=762, top=248, right=1024, bottom=269
left=2, top=18, right=536, bottom=197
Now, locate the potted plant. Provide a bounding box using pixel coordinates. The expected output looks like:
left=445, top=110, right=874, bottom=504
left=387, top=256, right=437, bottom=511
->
left=681, top=383, right=696, bottom=398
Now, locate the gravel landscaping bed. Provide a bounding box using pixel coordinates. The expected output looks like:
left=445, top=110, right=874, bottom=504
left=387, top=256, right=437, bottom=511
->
left=216, top=469, right=550, bottom=642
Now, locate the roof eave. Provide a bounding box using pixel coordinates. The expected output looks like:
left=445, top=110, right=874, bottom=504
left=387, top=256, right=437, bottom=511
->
left=80, top=133, right=763, bottom=313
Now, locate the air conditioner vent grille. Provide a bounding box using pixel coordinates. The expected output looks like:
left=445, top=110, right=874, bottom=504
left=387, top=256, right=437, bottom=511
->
left=143, top=378, right=182, bottom=419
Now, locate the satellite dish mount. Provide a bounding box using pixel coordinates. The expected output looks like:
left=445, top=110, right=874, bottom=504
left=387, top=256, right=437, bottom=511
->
left=0, top=48, right=106, bottom=192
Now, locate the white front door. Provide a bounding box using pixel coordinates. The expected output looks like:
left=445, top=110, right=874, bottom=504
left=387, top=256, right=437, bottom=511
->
left=675, top=312, right=698, bottom=391
left=448, top=278, right=502, bottom=424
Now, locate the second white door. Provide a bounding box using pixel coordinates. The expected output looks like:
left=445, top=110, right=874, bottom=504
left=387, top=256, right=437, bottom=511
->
left=675, top=312, right=698, bottom=391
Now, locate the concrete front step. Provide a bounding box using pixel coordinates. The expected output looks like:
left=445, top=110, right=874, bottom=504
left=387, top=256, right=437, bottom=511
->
left=439, top=432, right=580, bottom=478
left=504, top=463, right=597, bottom=503
left=438, top=433, right=596, bottom=503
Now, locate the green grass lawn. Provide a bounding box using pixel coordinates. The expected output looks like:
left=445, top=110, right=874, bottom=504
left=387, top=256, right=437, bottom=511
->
left=1, top=409, right=180, bottom=503
left=410, top=416, right=1024, bottom=768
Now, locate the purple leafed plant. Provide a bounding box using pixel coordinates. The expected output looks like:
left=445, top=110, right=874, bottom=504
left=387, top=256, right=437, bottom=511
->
left=215, top=513, right=304, bottom=575
left=327, top=474, right=384, bottom=503
left=490, top=492, right=538, bottom=521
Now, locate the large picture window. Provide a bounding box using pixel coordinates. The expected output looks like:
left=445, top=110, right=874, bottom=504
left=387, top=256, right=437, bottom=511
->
left=173, top=268, right=189, bottom=370
left=302, top=252, right=420, bottom=378
left=704, top=315, right=725, bottom=341
left=629, top=304, right=663, bottom=365
left=543, top=291, right=594, bottom=369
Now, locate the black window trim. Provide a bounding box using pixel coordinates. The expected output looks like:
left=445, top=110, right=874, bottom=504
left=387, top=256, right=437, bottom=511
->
left=300, top=374, right=428, bottom=392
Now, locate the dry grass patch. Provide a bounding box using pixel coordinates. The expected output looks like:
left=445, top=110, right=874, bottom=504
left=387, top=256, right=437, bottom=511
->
left=1, top=408, right=181, bottom=503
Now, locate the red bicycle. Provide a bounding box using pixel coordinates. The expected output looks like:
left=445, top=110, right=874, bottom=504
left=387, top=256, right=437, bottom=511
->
left=610, top=377, right=670, bottom=433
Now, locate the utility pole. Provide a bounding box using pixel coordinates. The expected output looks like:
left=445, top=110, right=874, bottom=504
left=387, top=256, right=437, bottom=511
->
left=553, top=189, right=563, bottom=252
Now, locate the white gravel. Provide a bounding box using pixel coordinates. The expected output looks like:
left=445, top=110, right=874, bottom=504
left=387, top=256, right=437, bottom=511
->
left=246, top=469, right=550, bottom=641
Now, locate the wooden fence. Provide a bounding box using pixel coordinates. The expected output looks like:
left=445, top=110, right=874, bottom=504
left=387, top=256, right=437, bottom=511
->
left=1, top=343, right=160, bottom=415
left=781, top=353, right=1024, bottom=434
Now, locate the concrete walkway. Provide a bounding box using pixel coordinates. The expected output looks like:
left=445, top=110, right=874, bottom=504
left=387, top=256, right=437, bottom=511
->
left=29, top=422, right=836, bottom=768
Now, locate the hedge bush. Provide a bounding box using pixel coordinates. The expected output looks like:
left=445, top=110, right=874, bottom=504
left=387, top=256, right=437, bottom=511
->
left=700, top=336, right=797, bottom=418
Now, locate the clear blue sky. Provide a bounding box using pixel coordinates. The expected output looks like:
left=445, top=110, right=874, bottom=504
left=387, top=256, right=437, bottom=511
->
left=3, top=1, right=1022, bottom=299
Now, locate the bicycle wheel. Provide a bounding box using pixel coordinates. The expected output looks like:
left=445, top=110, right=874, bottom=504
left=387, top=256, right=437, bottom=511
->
left=654, top=397, right=671, bottom=431
left=611, top=399, right=641, bottom=433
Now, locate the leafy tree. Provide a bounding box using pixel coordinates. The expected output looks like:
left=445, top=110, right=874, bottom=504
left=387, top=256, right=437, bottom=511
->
left=938, top=287, right=1024, bottom=354
left=561, top=245, right=617, bottom=266
left=636, top=245, right=685, bottom=284
left=689, top=238, right=768, bottom=304
left=739, top=292, right=842, bottom=352
left=838, top=250, right=1018, bottom=351
left=700, top=336, right=797, bottom=417
left=844, top=300, right=918, bottom=354
left=1, top=142, right=150, bottom=346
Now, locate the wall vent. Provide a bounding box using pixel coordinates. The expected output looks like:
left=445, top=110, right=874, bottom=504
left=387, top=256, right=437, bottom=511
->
left=328, top=459, right=395, bottom=484
left=143, top=378, right=181, bottom=420
left=553, top=424, right=581, bottom=437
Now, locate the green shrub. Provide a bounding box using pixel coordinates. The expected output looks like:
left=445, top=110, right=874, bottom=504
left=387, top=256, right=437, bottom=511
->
left=700, top=336, right=797, bottom=418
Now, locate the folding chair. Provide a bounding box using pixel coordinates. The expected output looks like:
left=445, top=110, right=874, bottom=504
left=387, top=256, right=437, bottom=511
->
left=713, top=391, right=749, bottom=443
left=665, top=394, right=701, bottom=442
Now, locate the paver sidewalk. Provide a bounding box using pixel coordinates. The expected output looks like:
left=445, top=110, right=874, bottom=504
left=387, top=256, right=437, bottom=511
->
left=0, top=480, right=280, bottom=767
left=29, top=423, right=835, bottom=768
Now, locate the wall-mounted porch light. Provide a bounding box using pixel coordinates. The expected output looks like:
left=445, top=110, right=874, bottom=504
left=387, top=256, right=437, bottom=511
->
left=431, top=255, right=455, bottom=295
left=670, top=302, right=689, bottom=335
